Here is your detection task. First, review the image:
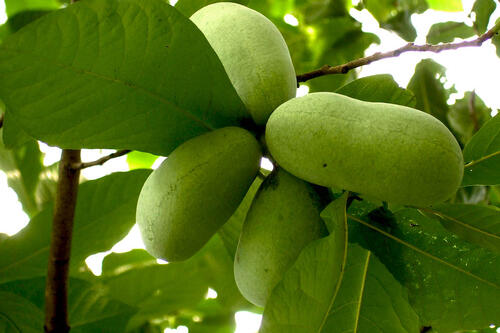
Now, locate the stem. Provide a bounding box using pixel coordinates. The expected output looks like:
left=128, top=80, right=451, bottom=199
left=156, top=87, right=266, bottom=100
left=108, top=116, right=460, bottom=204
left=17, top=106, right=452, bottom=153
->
left=44, top=149, right=81, bottom=333
left=73, top=149, right=131, bottom=170
left=297, top=20, right=500, bottom=83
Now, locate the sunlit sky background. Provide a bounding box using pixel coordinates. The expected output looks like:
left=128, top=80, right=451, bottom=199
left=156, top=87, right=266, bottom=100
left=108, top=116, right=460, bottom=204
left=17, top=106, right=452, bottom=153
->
left=0, top=0, right=499, bottom=331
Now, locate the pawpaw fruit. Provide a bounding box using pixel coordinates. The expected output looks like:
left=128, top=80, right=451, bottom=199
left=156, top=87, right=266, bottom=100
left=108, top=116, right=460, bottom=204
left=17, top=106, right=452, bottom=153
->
left=265, top=92, right=464, bottom=207
left=234, top=169, right=327, bottom=307
left=136, top=127, right=262, bottom=261
left=190, top=2, right=296, bottom=126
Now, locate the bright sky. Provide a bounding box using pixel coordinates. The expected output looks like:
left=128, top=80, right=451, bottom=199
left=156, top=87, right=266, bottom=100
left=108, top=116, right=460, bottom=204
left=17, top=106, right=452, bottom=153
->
left=0, top=0, right=499, bottom=332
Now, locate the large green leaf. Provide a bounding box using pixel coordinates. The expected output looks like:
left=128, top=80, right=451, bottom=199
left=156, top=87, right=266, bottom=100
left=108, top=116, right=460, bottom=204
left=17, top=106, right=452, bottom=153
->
left=426, top=22, right=475, bottom=44
left=218, top=176, right=263, bottom=259
left=447, top=92, right=491, bottom=145
left=259, top=193, right=348, bottom=333
left=407, top=59, right=451, bottom=126
left=0, top=0, right=248, bottom=155
left=426, top=0, right=463, bottom=11
left=0, top=170, right=151, bottom=283
left=462, top=114, right=500, bottom=186
left=101, top=258, right=208, bottom=330
left=0, top=277, right=137, bottom=332
left=0, top=291, right=44, bottom=332
left=195, top=235, right=250, bottom=310
left=423, top=204, right=500, bottom=253
left=175, top=0, right=249, bottom=18
left=322, top=243, right=419, bottom=333
left=472, top=0, right=497, bottom=34
left=0, top=130, right=42, bottom=216
left=335, top=74, right=416, bottom=107
left=348, top=203, right=500, bottom=332
left=4, top=0, right=60, bottom=17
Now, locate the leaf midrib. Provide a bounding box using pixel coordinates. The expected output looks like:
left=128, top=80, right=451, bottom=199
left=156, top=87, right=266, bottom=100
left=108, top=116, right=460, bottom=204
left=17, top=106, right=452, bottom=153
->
left=353, top=252, right=370, bottom=333
left=348, top=214, right=500, bottom=289
left=0, top=46, right=214, bottom=131
left=422, top=207, right=500, bottom=241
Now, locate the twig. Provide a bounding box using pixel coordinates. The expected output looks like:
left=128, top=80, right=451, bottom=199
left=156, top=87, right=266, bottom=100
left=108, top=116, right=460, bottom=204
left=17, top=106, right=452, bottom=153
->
left=73, top=149, right=131, bottom=170
left=0, top=113, right=4, bottom=129
left=44, top=149, right=81, bottom=333
left=468, top=90, right=480, bottom=132
left=297, top=20, right=500, bottom=83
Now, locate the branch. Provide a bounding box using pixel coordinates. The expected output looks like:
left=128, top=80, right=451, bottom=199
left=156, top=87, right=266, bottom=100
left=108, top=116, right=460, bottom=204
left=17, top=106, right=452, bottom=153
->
left=44, top=149, right=81, bottom=333
left=297, top=20, right=500, bottom=83
left=73, top=149, right=131, bottom=170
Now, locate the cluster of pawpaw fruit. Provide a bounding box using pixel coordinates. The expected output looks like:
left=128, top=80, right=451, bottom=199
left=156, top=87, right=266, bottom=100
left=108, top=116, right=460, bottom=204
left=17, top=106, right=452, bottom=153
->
left=136, top=2, right=464, bottom=307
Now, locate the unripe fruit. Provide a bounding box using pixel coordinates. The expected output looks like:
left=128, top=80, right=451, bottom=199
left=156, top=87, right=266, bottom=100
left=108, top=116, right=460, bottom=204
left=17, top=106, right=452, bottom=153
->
left=266, top=92, right=464, bottom=207
left=190, top=3, right=296, bottom=126
left=234, top=169, right=327, bottom=307
left=136, top=127, right=261, bottom=262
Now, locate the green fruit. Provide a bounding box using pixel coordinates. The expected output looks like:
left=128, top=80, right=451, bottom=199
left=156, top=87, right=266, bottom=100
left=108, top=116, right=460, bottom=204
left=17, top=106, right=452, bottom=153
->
left=136, top=127, right=261, bottom=262
left=234, top=169, right=327, bottom=307
left=190, top=3, right=296, bottom=126
left=266, top=92, right=464, bottom=207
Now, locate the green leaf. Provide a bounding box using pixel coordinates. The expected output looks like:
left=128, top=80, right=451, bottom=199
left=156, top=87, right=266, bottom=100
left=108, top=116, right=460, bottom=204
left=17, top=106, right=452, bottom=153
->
left=426, top=0, right=463, bottom=11
left=175, top=0, right=249, bottom=18
left=0, top=277, right=137, bottom=332
left=259, top=193, right=348, bottom=333
left=380, top=10, right=417, bottom=42
left=4, top=0, right=60, bottom=17
left=0, top=130, right=43, bottom=216
left=447, top=92, right=491, bottom=145
left=0, top=170, right=151, bottom=283
left=0, top=0, right=248, bottom=155
left=407, top=59, right=451, bottom=126
left=68, top=278, right=138, bottom=332
left=308, top=23, right=380, bottom=92
left=426, top=22, right=475, bottom=44
left=101, top=259, right=208, bottom=330
left=335, top=74, right=416, bottom=107
left=424, top=204, right=500, bottom=253
left=462, top=114, right=500, bottom=186
left=322, top=243, right=420, bottom=333
left=126, top=151, right=158, bottom=170
left=102, top=249, right=156, bottom=276
left=218, top=176, right=263, bottom=259
left=361, top=0, right=426, bottom=41
left=196, top=235, right=250, bottom=310
left=0, top=291, right=44, bottom=332
left=348, top=204, right=500, bottom=332
left=472, top=0, right=497, bottom=34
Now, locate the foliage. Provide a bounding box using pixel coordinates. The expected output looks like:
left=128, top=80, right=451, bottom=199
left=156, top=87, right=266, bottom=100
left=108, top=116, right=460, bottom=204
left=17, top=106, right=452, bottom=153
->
left=0, top=0, right=499, bottom=332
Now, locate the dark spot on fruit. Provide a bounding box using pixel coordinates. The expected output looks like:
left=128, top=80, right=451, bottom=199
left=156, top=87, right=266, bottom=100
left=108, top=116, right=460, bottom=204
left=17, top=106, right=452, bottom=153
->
left=264, top=268, right=269, bottom=273
left=322, top=163, right=327, bottom=167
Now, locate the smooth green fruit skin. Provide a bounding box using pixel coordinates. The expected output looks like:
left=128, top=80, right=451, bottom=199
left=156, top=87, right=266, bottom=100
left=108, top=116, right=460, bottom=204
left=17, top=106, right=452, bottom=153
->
left=266, top=92, right=464, bottom=207
left=234, top=169, right=327, bottom=307
left=190, top=3, right=296, bottom=126
left=136, top=127, right=261, bottom=262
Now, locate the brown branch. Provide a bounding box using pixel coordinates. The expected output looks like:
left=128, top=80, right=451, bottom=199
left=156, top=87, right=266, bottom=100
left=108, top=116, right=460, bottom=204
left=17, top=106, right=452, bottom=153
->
left=468, top=90, right=480, bottom=132
left=44, top=149, right=81, bottom=333
left=297, top=20, right=500, bottom=83
left=72, top=149, right=131, bottom=170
